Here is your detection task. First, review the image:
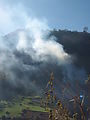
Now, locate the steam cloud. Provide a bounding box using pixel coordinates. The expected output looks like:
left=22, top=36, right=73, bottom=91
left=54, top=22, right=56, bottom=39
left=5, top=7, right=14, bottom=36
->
left=0, top=2, right=87, bottom=99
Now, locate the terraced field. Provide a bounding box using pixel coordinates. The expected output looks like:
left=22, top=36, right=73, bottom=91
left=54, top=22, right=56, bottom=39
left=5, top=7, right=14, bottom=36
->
left=0, top=96, right=46, bottom=118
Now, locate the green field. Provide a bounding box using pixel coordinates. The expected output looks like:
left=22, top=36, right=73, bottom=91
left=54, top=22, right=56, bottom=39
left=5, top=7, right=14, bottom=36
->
left=0, top=96, right=75, bottom=119
left=0, top=96, right=46, bottom=117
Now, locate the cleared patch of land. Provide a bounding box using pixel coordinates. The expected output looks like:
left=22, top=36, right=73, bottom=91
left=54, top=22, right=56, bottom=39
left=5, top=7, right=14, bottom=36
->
left=0, top=96, right=46, bottom=117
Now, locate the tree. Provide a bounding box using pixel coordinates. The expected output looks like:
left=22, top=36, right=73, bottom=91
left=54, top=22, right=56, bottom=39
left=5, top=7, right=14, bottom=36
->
left=83, top=27, right=88, bottom=32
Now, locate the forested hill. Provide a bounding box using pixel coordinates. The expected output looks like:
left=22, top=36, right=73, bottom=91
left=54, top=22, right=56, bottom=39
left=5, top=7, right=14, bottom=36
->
left=51, top=29, right=90, bottom=73
left=0, top=28, right=90, bottom=99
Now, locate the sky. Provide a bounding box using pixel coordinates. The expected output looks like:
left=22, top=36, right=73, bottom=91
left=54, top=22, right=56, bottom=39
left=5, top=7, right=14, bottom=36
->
left=0, top=0, right=90, bottom=35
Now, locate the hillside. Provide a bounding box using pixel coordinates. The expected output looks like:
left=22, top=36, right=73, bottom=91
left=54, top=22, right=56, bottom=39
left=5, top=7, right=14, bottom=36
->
left=0, top=29, right=90, bottom=100
left=51, top=29, right=90, bottom=73
left=0, top=29, right=90, bottom=119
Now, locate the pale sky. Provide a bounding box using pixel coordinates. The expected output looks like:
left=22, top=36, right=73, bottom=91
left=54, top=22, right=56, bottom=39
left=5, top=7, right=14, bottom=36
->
left=0, top=0, right=90, bottom=35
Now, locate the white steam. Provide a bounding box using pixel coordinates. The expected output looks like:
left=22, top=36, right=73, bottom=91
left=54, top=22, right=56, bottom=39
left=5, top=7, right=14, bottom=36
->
left=0, top=1, right=87, bottom=99
left=0, top=1, right=70, bottom=65
left=16, top=18, right=70, bottom=64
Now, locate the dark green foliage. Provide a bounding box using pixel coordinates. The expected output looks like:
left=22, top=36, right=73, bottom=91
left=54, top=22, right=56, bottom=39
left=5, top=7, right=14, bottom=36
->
left=50, top=29, right=90, bottom=73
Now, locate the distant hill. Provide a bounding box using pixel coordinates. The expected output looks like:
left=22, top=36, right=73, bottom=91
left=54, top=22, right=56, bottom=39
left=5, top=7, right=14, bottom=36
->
left=51, top=29, right=90, bottom=73
left=0, top=29, right=90, bottom=100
